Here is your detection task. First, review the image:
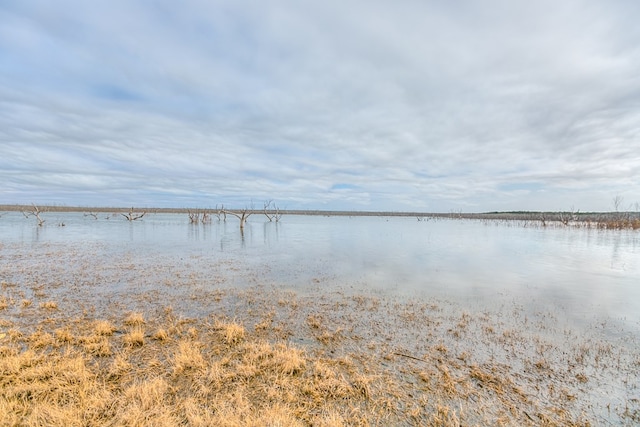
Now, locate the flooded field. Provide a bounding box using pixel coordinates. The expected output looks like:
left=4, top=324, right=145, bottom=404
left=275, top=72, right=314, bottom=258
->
left=1, top=212, right=639, bottom=425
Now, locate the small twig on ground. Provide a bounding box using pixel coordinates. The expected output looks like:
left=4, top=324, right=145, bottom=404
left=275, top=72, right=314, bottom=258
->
left=393, top=352, right=429, bottom=363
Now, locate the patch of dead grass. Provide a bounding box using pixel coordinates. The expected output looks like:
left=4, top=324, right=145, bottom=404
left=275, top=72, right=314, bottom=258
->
left=124, top=312, right=145, bottom=326
left=123, top=326, right=145, bottom=347
left=152, top=328, right=169, bottom=341
left=39, top=301, right=58, bottom=310
left=216, top=320, right=246, bottom=345
left=172, top=340, right=206, bottom=375
left=94, top=320, right=116, bottom=336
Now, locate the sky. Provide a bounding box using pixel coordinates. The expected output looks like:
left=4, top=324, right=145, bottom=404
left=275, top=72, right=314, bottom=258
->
left=1, top=1, right=639, bottom=212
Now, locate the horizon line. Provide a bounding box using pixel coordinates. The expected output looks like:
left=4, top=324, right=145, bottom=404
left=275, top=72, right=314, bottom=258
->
left=0, top=204, right=634, bottom=217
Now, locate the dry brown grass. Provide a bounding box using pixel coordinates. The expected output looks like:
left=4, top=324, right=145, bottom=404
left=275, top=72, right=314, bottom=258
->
left=123, top=326, right=145, bottom=347
left=94, top=320, right=116, bottom=336
left=54, top=328, right=73, bottom=343
left=0, top=313, right=399, bottom=426
left=39, top=301, right=58, bottom=310
left=9, top=292, right=588, bottom=427
left=152, top=328, right=169, bottom=341
left=124, top=312, right=145, bottom=326
left=596, top=218, right=640, bottom=230
left=81, top=334, right=112, bottom=357
left=216, top=320, right=246, bottom=345
left=0, top=259, right=637, bottom=427
left=172, top=340, right=206, bottom=375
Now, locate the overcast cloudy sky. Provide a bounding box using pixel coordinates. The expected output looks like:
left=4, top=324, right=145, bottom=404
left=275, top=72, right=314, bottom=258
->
left=1, top=1, right=639, bottom=212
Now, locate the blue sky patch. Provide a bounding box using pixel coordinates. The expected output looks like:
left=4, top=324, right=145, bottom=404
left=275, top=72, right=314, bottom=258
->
left=91, top=84, right=143, bottom=102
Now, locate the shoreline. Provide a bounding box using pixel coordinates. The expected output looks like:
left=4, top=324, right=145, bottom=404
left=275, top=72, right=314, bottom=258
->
left=2, top=203, right=638, bottom=217
left=3, top=205, right=639, bottom=230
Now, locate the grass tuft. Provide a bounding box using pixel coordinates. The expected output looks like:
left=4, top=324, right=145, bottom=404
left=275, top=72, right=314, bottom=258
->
left=123, top=326, right=145, bottom=347
left=172, top=340, right=206, bottom=375
left=54, top=328, right=74, bottom=343
left=40, top=301, right=58, bottom=310
left=217, top=321, right=245, bottom=345
left=152, top=328, right=169, bottom=341
left=124, top=312, right=145, bottom=326
left=94, top=320, right=116, bottom=336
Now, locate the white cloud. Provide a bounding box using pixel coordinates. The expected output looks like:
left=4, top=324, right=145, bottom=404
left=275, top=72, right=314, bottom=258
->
left=1, top=0, right=639, bottom=211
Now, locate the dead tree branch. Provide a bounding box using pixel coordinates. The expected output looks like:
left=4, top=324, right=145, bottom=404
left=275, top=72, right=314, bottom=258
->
left=263, top=200, right=283, bottom=222
left=559, top=206, right=579, bottom=226
left=121, top=207, right=146, bottom=221
left=539, top=212, right=547, bottom=227
left=214, top=204, right=227, bottom=222
left=225, top=206, right=253, bottom=229
left=613, top=195, right=624, bottom=213
left=23, top=204, right=46, bottom=226
left=188, top=210, right=211, bottom=224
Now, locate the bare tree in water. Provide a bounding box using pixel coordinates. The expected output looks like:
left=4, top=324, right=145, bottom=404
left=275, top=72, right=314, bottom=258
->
left=23, top=204, right=46, bottom=226
left=121, top=207, right=146, bottom=221
left=263, top=200, right=283, bottom=222
left=225, top=206, right=253, bottom=229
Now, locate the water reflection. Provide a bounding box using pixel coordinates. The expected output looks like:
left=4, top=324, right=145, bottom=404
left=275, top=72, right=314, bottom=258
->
left=187, top=223, right=212, bottom=242
left=262, top=222, right=282, bottom=247
left=1, top=213, right=639, bottom=327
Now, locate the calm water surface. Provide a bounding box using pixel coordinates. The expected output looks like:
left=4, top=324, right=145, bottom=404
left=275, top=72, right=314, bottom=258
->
left=2, top=212, right=639, bottom=329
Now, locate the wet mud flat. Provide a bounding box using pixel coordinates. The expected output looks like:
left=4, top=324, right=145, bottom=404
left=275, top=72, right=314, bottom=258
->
left=1, top=241, right=639, bottom=426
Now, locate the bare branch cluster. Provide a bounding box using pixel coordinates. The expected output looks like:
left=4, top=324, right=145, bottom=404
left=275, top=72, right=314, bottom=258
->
left=612, top=195, right=624, bottom=212
left=225, top=208, right=253, bottom=229
left=121, top=207, right=146, bottom=221
left=188, top=210, right=211, bottom=224
left=214, top=204, right=227, bottom=222
left=559, top=206, right=579, bottom=226
left=22, top=204, right=46, bottom=226
left=263, top=200, right=282, bottom=222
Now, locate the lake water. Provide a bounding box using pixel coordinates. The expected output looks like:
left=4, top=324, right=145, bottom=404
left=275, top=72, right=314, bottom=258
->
left=3, top=210, right=640, bottom=424
left=1, top=211, right=639, bottom=331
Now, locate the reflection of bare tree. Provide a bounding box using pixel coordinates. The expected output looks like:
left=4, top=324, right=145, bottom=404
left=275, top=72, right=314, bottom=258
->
left=609, top=233, right=622, bottom=270
left=262, top=220, right=281, bottom=245
left=188, top=219, right=211, bottom=241
left=121, top=207, right=146, bottom=221
left=32, top=225, right=42, bottom=242
left=23, top=204, right=46, bottom=226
